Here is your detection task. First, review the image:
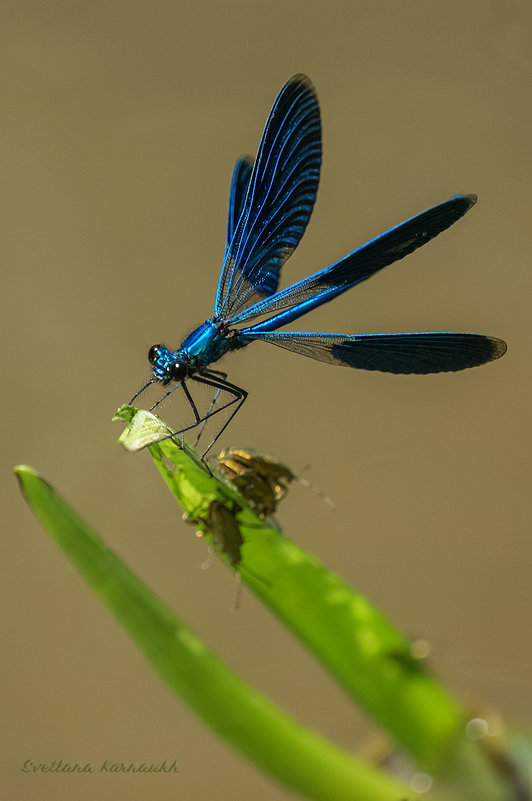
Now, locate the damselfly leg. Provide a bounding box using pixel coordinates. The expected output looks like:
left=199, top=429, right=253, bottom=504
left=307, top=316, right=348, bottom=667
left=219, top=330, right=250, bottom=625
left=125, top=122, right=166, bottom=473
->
left=130, top=369, right=247, bottom=460
left=190, top=370, right=248, bottom=456
left=193, top=369, right=228, bottom=447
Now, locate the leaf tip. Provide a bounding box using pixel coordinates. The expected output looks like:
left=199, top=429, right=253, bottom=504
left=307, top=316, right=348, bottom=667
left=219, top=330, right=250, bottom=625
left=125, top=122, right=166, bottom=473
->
left=113, top=404, right=137, bottom=424
left=13, top=464, right=39, bottom=480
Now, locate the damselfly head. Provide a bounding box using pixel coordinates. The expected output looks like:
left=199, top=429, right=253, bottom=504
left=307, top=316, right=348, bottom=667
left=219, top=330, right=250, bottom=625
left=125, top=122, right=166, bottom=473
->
left=148, top=344, right=188, bottom=383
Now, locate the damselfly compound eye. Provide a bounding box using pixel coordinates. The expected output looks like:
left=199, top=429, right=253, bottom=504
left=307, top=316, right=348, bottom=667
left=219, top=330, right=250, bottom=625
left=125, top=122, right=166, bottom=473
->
left=148, top=344, right=163, bottom=365
left=168, top=360, right=187, bottom=381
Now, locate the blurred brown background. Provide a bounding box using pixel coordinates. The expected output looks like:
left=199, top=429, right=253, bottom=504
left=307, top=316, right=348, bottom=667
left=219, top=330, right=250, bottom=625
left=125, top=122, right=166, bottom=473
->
left=2, top=2, right=531, bottom=799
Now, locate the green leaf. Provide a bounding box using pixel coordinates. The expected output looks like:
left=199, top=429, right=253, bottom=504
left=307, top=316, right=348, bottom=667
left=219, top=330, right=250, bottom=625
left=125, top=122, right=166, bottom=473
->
left=15, top=463, right=416, bottom=801
left=114, top=405, right=465, bottom=770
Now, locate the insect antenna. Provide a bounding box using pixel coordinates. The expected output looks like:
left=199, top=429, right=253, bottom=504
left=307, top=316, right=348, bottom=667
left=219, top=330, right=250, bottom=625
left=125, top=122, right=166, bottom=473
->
left=129, top=377, right=156, bottom=405
left=149, top=380, right=186, bottom=412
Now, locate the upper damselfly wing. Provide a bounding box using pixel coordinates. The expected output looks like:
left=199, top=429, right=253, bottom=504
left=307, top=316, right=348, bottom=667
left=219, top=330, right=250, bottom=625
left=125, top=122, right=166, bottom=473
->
left=215, top=74, right=322, bottom=318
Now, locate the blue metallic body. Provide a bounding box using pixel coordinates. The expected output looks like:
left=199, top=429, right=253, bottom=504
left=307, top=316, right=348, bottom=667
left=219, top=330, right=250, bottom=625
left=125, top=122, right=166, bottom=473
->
left=179, top=321, right=229, bottom=365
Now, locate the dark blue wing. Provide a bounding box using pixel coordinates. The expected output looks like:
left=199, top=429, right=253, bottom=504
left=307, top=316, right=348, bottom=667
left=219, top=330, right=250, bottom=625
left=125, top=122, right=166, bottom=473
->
left=238, top=331, right=507, bottom=373
left=215, top=74, right=321, bottom=319
left=225, top=156, right=253, bottom=251
left=228, top=194, right=476, bottom=328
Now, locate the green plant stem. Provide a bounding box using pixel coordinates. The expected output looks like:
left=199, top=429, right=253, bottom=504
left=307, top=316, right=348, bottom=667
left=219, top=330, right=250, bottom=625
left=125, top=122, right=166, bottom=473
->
left=116, top=407, right=465, bottom=769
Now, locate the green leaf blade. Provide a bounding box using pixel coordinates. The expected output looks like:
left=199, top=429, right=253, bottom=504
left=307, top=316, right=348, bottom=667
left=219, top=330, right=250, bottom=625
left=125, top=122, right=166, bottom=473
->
left=15, top=464, right=415, bottom=801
